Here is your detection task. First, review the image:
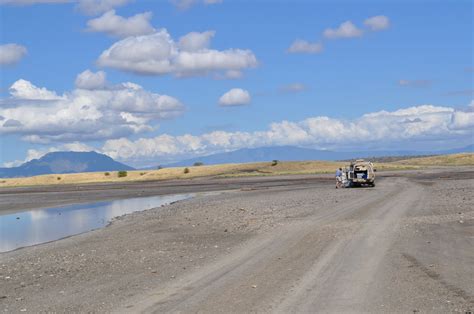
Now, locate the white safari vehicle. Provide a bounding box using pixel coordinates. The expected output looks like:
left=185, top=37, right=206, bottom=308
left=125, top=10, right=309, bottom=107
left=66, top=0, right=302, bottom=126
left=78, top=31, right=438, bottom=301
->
left=345, top=159, right=376, bottom=187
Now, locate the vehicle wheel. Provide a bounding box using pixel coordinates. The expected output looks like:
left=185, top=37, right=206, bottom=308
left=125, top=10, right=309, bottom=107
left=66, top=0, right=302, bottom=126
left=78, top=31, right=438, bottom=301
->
left=370, top=182, right=375, bottom=187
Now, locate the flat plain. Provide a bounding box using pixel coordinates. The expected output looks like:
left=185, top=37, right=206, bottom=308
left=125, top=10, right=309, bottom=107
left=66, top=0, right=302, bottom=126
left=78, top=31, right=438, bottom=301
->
left=0, top=161, right=473, bottom=313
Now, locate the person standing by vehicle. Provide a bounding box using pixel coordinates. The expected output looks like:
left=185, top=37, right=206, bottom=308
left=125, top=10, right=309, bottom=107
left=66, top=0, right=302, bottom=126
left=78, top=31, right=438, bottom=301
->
left=341, top=168, right=348, bottom=188
left=335, top=168, right=343, bottom=188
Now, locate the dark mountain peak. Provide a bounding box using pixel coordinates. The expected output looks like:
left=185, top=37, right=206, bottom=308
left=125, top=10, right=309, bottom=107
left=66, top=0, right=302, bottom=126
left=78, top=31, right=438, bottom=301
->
left=36, top=151, right=114, bottom=163
left=0, top=151, right=134, bottom=178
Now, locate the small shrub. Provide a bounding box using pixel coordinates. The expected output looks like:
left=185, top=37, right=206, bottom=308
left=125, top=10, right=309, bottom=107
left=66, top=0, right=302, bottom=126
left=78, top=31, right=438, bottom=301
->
left=157, top=165, right=163, bottom=170
left=193, top=162, right=204, bottom=167
left=104, top=172, right=110, bottom=176
left=140, top=172, right=146, bottom=176
left=118, top=171, right=128, bottom=178
left=57, top=177, right=61, bottom=180
left=183, top=167, right=190, bottom=174
left=271, top=160, right=278, bottom=166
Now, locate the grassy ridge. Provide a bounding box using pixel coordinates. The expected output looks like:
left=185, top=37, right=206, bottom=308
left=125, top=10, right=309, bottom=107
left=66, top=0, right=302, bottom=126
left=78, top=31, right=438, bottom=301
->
left=0, top=161, right=345, bottom=187
left=393, top=153, right=474, bottom=166
left=0, top=153, right=471, bottom=188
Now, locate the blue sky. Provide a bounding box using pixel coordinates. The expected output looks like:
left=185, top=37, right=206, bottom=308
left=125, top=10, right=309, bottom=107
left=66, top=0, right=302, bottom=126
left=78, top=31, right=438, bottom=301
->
left=0, top=0, right=473, bottom=167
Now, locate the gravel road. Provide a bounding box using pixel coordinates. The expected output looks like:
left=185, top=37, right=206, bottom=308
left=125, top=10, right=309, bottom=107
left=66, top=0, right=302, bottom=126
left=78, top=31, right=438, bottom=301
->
left=0, top=168, right=473, bottom=313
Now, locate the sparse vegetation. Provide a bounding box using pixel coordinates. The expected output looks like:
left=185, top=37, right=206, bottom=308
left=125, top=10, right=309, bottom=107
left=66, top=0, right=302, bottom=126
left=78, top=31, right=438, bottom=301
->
left=118, top=171, right=128, bottom=178
left=193, top=162, right=204, bottom=166
left=0, top=153, right=471, bottom=188
left=271, top=160, right=278, bottom=166
left=57, top=177, right=61, bottom=180
left=184, top=167, right=190, bottom=174
left=345, top=155, right=433, bottom=163
left=104, top=172, right=110, bottom=176
left=394, top=153, right=474, bottom=166
left=140, top=172, right=146, bottom=176
left=157, top=165, right=163, bottom=170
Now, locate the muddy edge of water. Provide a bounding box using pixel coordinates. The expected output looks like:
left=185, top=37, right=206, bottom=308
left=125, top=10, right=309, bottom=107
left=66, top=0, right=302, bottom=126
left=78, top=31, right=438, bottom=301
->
left=0, top=194, right=195, bottom=253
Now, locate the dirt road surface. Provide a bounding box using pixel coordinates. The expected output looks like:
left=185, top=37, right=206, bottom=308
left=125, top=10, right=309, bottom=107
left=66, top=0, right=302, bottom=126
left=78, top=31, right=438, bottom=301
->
left=0, top=168, right=473, bottom=313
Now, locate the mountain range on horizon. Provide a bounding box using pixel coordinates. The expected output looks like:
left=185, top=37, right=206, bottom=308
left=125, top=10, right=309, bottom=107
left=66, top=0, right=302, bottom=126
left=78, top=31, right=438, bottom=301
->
left=0, top=144, right=472, bottom=178
left=163, top=144, right=474, bottom=167
left=0, top=151, right=134, bottom=178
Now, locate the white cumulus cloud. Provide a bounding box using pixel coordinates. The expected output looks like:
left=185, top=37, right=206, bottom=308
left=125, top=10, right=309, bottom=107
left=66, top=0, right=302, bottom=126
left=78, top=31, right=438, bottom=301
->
left=0, top=72, right=184, bottom=143
left=289, top=15, right=390, bottom=52
left=218, top=88, right=251, bottom=106
left=364, top=15, right=390, bottom=31
left=76, top=0, right=133, bottom=15
left=0, top=43, right=27, bottom=65
left=97, top=29, right=257, bottom=77
left=100, top=103, right=474, bottom=164
left=75, top=69, right=107, bottom=90
left=86, top=10, right=155, bottom=38
left=450, top=110, right=474, bottom=130
left=178, top=31, right=215, bottom=52
left=287, top=40, right=323, bottom=54
left=0, top=0, right=70, bottom=4
left=9, top=79, right=64, bottom=100
left=323, top=21, right=363, bottom=39
left=0, top=0, right=132, bottom=15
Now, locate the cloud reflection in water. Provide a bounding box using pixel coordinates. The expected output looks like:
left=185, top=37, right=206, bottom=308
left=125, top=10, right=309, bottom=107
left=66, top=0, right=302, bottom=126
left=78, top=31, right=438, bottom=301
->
left=0, top=194, right=192, bottom=253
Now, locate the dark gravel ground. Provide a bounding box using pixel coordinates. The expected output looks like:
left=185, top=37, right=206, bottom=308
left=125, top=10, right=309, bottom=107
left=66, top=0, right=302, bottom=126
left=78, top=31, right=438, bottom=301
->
left=0, top=167, right=472, bottom=313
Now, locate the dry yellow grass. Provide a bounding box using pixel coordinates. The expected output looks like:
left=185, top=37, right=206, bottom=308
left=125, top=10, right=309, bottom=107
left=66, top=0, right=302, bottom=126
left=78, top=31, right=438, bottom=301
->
left=0, top=153, right=471, bottom=188
left=0, top=161, right=344, bottom=188
left=394, top=153, right=474, bottom=166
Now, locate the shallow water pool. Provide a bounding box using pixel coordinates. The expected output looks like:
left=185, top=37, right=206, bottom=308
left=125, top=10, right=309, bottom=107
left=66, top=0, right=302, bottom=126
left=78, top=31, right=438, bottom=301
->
left=0, top=194, right=193, bottom=253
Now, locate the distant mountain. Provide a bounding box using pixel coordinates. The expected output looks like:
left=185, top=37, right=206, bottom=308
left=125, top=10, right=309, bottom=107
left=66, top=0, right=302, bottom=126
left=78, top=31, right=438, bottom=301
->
left=164, top=145, right=474, bottom=167
left=442, top=144, right=473, bottom=154
left=0, top=151, right=134, bottom=178
left=3, top=144, right=471, bottom=178
left=166, top=146, right=341, bottom=167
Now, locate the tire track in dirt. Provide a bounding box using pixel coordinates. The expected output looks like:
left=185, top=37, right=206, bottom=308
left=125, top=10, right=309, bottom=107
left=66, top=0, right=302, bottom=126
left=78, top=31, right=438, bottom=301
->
left=402, top=254, right=474, bottom=306
left=123, top=178, right=415, bottom=313
left=276, top=179, right=423, bottom=313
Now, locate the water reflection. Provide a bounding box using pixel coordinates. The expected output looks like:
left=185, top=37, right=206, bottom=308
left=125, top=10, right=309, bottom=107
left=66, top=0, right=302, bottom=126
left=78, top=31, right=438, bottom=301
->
left=0, top=194, right=193, bottom=253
